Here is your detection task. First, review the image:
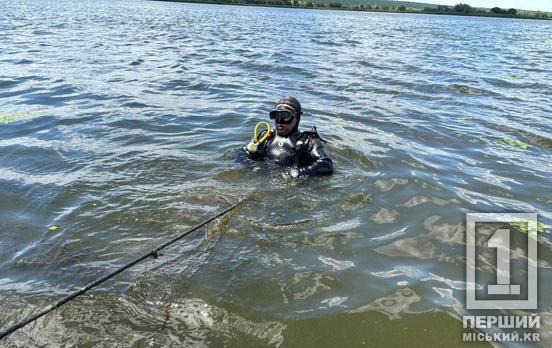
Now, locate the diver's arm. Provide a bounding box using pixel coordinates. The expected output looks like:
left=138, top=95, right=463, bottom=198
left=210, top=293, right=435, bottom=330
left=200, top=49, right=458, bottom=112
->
left=297, top=138, right=333, bottom=176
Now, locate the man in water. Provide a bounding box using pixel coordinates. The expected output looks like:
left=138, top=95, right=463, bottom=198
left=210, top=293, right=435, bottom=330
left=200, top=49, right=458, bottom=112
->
left=244, top=97, right=333, bottom=177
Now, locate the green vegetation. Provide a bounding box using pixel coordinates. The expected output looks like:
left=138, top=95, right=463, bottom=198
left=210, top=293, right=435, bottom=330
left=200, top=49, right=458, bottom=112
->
left=419, top=3, right=550, bottom=19
left=499, top=137, right=529, bottom=150
left=160, top=0, right=552, bottom=19
left=0, top=116, right=16, bottom=124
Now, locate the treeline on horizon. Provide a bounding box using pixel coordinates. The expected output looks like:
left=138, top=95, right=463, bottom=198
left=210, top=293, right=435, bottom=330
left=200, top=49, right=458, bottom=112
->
left=420, top=3, right=549, bottom=18
left=173, top=0, right=552, bottom=19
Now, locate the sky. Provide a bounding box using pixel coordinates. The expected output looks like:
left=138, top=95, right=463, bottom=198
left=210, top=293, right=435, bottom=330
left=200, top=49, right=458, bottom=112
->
left=430, top=0, right=552, bottom=12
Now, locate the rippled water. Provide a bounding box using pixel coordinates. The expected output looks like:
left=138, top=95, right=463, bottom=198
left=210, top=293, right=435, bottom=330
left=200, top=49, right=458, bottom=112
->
left=1, top=0, right=551, bottom=346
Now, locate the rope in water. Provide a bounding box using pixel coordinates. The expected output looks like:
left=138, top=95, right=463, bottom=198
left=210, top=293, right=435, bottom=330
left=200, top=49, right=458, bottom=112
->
left=0, top=198, right=247, bottom=341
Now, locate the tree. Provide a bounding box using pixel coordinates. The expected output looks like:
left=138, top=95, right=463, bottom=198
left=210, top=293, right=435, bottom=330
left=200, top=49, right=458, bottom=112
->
left=398, top=5, right=406, bottom=11
left=490, top=7, right=505, bottom=14
left=454, top=3, right=473, bottom=13
left=507, top=8, right=517, bottom=15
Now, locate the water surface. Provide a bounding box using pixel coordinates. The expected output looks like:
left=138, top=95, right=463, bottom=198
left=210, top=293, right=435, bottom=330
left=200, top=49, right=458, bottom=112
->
left=1, top=0, right=551, bottom=346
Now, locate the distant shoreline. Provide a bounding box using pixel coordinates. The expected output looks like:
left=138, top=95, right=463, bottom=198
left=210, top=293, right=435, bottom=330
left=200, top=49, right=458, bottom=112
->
left=153, top=0, right=551, bottom=21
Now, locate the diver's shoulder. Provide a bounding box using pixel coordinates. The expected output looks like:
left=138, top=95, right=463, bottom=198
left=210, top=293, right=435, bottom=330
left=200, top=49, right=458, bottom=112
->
left=299, top=126, right=327, bottom=143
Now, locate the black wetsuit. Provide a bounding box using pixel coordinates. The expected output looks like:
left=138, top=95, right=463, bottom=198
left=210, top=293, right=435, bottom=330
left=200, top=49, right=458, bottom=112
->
left=246, top=128, right=333, bottom=176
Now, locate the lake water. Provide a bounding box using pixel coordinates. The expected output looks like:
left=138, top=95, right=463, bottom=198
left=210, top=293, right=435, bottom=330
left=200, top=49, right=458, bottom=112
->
left=1, top=0, right=551, bottom=346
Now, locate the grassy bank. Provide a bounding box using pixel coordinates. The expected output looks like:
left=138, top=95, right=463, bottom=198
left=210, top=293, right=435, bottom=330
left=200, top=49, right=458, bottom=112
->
left=154, top=0, right=551, bottom=20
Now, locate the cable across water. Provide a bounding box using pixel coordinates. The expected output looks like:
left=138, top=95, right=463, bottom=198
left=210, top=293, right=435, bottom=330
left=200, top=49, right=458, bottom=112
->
left=0, top=197, right=248, bottom=341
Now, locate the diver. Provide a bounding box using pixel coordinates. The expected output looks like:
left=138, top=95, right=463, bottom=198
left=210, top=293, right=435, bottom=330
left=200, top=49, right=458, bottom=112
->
left=244, top=97, right=333, bottom=177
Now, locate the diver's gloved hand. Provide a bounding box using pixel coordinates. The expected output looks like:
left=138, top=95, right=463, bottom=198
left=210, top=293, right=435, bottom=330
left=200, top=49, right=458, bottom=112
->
left=245, top=140, right=259, bottom=155
left=244, top=141, right=263, bottom=158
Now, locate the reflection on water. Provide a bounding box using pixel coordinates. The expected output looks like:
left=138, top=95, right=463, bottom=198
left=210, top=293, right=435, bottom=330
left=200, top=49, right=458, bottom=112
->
left=0, top=0, right=551, bottom=346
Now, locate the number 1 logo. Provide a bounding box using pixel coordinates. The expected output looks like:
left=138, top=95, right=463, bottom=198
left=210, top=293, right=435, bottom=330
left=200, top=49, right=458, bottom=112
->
left=466, top=213, right=537, bottom=310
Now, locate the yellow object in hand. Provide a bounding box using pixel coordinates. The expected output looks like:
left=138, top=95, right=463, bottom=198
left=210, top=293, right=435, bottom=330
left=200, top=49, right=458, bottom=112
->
left=246, top=122, right=271, bottom=155
left=253, top=121, right=271, bottom=143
